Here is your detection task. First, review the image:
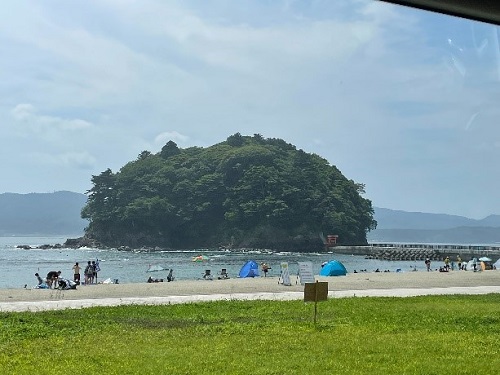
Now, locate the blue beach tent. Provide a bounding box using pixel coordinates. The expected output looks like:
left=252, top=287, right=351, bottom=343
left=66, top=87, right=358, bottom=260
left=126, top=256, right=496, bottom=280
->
left=239, top=260, right=260, bottom=278
left=320, top=260, right=347, bottom=276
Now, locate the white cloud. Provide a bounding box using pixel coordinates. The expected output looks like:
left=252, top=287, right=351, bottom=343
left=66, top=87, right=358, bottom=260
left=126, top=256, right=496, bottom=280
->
left=11, top=103, right=93, bottom=135
left=11, top=104, right=36, bottom=121
left=59, top=152, right=97, bottom=169
left=154, top=131, right=189, bottom=145
left=23, top=150, right=96, bottom=170
left=0, top=0, right=498, bottom=218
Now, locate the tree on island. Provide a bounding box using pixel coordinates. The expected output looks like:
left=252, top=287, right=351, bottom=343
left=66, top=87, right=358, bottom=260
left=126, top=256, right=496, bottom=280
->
left=81, top=134, right=377, bottom=251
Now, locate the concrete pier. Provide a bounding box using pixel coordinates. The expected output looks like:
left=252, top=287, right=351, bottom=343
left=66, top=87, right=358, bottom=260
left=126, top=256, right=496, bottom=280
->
left=328, top=243, right=500, bottom=262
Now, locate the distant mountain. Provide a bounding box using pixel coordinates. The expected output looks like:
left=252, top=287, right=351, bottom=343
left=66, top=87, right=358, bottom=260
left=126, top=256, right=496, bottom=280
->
left=373, top=208, right=474, bottom=230
left=368, top=227, right=500, bottom=244
left=0, top=191, right=87, bottom=236
left=369, top=207, right=500, bottom=243
left=477, top=215, right=500, bottom=227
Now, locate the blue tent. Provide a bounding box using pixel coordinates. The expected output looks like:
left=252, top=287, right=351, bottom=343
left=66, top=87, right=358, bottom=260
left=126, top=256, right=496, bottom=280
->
left=320, top=260, right=347, bottom=276
left=239, top=260, right=260, bottom=278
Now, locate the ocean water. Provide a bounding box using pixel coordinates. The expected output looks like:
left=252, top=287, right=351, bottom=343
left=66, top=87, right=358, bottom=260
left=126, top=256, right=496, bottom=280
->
left=0, top=236, right=424, bottom=289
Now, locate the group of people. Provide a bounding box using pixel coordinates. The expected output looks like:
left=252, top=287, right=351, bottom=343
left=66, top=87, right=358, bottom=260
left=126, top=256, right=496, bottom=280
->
left=147, top=269, right=174, bottom=283
left=34, top=270, right=76, bottom=290
left=425, top=255, right=495, bottom=272
left=72, top=260, right=100, bottom=285
left=34, top=259, right=100, bottom=289
left=425, top=256, right=453, bottom=272
left=34, top=270, right=60, bottom=289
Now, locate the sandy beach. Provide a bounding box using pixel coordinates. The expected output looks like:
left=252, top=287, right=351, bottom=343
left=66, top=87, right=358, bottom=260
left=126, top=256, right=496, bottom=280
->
left=1, top=271, right=499, bottom=312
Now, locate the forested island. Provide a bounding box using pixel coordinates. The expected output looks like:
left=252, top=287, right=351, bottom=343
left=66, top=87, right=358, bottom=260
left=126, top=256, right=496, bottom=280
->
left=81, top=134, right=376, bottom=251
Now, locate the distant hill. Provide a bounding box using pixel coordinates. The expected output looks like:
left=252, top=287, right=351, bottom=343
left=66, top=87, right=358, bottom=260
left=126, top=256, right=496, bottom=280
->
left=477, top=215, right=500, bottom=227
left=0, top=191, right=87, bottom=236
left=369, top=207, right=500, bottom=243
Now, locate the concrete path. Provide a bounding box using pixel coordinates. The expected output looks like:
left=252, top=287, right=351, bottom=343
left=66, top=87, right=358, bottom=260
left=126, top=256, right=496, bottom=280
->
left=1, top=285, right=499, bottom=312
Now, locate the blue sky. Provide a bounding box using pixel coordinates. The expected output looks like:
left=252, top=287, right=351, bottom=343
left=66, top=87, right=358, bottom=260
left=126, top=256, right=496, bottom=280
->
left=1, top=0, right=499, bottom=219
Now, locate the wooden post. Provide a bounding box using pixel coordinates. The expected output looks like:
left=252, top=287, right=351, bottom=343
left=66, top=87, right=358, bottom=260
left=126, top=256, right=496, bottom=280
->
left=314, top=281, right=319, bottom=324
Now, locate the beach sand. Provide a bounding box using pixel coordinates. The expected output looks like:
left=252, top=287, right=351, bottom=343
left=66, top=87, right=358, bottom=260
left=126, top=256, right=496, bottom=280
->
left=1, top=271, right=499, bottom=312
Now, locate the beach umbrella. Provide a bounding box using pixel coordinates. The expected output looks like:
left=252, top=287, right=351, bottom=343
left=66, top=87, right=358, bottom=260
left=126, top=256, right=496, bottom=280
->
left=478, top=257, right=492, bottom=262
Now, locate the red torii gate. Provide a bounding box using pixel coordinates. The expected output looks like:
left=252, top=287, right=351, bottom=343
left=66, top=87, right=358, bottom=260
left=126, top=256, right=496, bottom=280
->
left=324, top=235, right=338, bottom=250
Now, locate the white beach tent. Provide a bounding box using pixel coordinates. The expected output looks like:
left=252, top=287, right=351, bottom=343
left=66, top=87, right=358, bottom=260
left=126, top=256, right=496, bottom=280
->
left=465, top=258, right=481, bottom=271
left=493, top=258, right=500, bottom=270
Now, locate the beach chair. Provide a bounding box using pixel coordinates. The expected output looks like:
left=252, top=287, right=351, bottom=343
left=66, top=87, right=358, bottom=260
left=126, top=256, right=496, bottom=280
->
left=218, top=268, right=229, bottom=280
left=202, top=269, right=213, bottom=280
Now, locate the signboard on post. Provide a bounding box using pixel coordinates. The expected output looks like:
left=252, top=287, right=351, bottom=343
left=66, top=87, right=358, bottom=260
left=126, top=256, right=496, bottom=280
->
left=304, top=281, right=329, bottom=324
left=280, top=262, right=291, bottom=286
left=297, top=261, right=315, bottom=285
left=304, top=281, right=328, bottom=302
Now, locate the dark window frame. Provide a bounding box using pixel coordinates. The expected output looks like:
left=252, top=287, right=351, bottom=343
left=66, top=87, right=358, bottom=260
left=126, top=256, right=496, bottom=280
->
left=380, top=0, right=500, bottom=25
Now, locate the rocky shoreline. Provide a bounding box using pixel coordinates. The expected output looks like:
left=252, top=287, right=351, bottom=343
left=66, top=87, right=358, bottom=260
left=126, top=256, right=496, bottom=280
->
left=16, top=236, right=276, bottom=254
left=16, top=237, right=500, bottom=263
left=16, top=236, right=102, bottom=250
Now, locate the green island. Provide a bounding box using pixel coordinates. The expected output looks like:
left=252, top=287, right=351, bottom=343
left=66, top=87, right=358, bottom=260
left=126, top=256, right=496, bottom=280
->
left=81, top=133, right=376, bottom=251
left=1, top=295, right=499, bottom=374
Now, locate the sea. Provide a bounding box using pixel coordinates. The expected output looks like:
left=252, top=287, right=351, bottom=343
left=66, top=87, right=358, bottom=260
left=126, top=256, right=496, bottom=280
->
left=0, top=236, right=424, bottom=289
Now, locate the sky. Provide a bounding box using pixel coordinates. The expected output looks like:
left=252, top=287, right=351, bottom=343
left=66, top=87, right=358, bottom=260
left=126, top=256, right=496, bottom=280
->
left=1, top=0, right=499, bottom=219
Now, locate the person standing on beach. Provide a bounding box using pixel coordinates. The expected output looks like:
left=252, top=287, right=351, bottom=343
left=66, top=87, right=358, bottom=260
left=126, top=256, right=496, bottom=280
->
left=84, top=261, right=93, bottom=284
left=92, top=260, right=99, bottom=284
left=261, top=262, right=270, bottom=277
left=72, top=262, right=81, bottom=285
left=444, top=256, right=450, bottom=271
left=425, top=258, right=431, bottom=272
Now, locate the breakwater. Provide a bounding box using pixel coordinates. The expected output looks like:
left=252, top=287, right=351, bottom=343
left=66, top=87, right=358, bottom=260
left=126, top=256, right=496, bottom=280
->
left=330, top=243, right=500, bottom=261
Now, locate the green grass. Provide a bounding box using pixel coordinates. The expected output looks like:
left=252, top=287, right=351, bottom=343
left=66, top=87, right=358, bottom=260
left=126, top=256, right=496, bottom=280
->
left=1, top=295, right=500, bottom=374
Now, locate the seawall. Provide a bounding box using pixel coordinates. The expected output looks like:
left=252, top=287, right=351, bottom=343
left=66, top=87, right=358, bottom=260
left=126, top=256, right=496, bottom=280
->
left=329, top=243, right=500, bottom=261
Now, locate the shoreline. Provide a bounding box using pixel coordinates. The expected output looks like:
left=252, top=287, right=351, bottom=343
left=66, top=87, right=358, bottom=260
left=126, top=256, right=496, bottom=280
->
left=1, top=271, right=499, bottom=312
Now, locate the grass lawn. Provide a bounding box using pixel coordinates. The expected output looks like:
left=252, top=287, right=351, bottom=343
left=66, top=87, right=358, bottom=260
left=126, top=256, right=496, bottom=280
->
left=1, top=294, right=499, bottom=374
